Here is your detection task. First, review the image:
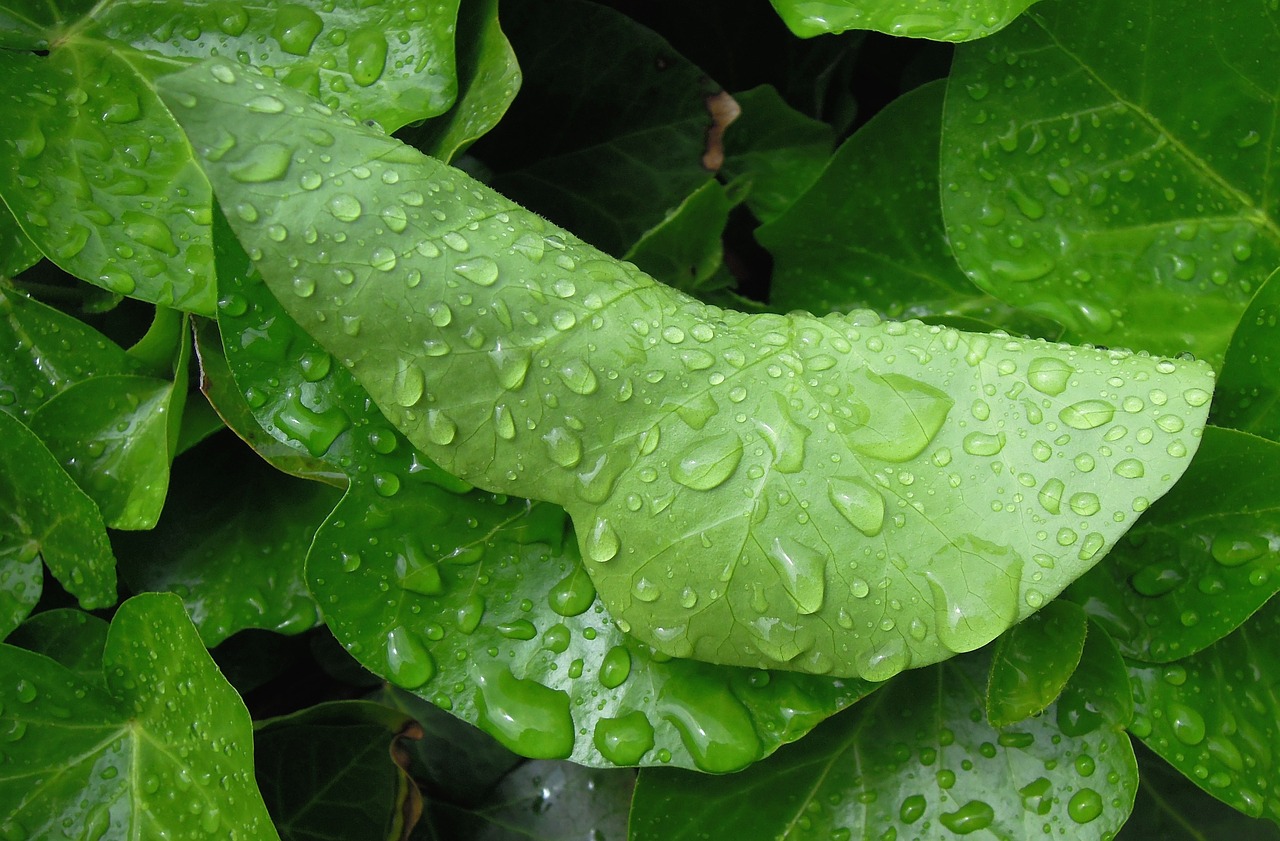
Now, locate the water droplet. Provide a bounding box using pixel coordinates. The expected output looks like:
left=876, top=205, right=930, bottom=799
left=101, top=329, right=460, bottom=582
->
left=274, top=390, right=347, bottom=457
left=585, top=517, right=620, bottom=562
left=1067, top=788, right=1103, bottom=824
left=454, top=256, right=499, bottom=286
left=549, top=569, right=596, bottom=616
left=599, top=646, right=631, bottom=688
left=899, top=794, right=927, bottom=824
left=1038, top=478, right=1064, bottom=514
left=348, top=28, right=389, bottom=86
left=1027, top=357, right=1073, bottom=396
left=1169, top=702, right=1206, bottom=745
left=385, top=626, right=434, bottom=688
left=1114, top=458, right=1144, bottom=479
left=1059, top=400, right=1115, bottom=430
left=1210, top=531, right=1267, bottom=567
left=327, top=193, right=362, bottom=221
left=827, top=477, right=885, bottom=537
left=670, top=433, right=743, bottom=490
left=558, top=359, right=598, bottom=395
left=659, top=675, right=762, bottom=773
left=426, top=410, right=458, bottom=446
left=392, top=360, right=425, bottom=407
left=273, top=4, right=324, bottom=56
left=229, top=141, right=293, bottom=183
left=1068, top=492, right=1100, bottom=516
left=962, top=431, right=1006, bottom=456
left=939, top=800, right=995, bottom=834
left=474, top=666, right=575, bottom=759
left=767, top=537, right=826, bottom=614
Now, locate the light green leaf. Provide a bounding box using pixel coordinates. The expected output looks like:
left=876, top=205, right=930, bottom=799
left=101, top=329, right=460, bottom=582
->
left=0, top=0, right=463, bottom=310
left=0, top=593, right=279, bottom=840
left=760, top=80, right=1059, bottom=338
left=0, top=409, right=115, bottom=637
left=1127, top=597, right=1280, bottom=822
left=115, top=442, right=341, bottom=646
left=768, top=0, right=1040, bottom=40
left=941, top=0, right=1280, bottom=366
left=1064, top=427, right=1280, bottom=662
left=631, top=647, right=1137, bottom=841
left=165, top=58, right=1215, bottom=683
left=986, top=598, right=1087, bottom=726
left=255, top=701, right=422, bottom=841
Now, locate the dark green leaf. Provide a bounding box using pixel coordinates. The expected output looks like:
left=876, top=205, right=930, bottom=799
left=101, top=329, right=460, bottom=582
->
left=1055, top=619, right=1133, bottom=736
left=941, top=0, right=1279, bottom=365
left=115, top=442, right=341, bottom=646
left=624, top=180, right=736, bottom=295
left=419, top=761, right=634, bottom=841
left=1127, top=597, right=1280, bottom=821
left=0, top=409, right=115, bottom=637
left=166, top=59, right=1214, bottom=682
left=174, top=390, right=226, bottom=454
left=631, top=648, right=1137, bottom=841
left=0, top=592, right=278, bottom=840
left=210, top=171, right=872, bottom=771
left=986, top=599, right=1087, bottom=726
left=474, top=0, right=723, bottom=255
left=400, top=0, right=521, bottom=163
left=768, top=0, right=1040, bottom=40
left=719, top=84, right=834, bottom=225
left=1214, top=267, right=1280, bottom=439
left=761, top=80, right=1058, bottom=337
left=1065, top=427, right=1280, bottom=662
left=0, top=201, right=40, bottom=277
left=256, top=700, right=422, bottom=841
left=6, top=608, right=109, bottom=683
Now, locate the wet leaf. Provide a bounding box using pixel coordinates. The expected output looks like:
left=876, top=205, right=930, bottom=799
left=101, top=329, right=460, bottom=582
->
left=1214, top=267, right=1280, bottom=440
left=631, top=647, right=1137, bottom=841
left=115, top=442, right=341, bottom=646
left=0, top=592, right=278, bottom=840
left=0, top=202, right=40, bottom=277
left=166, top=59, right=1214, bottom=682
left=625, top=180, right=737, bottom=296
left=0, top=409, right=115, bottom=637
left=768, top=0, right=1040, bottom=40
left=986, top=598, right=1087, bottom=726
left=6, top=608, right=109, bottom=684
left=256, top=700, right=422, bottom=841
left=761, top=80, right=1059, bottom=337
left=1065, top=427, right=1280, bottom=662
left=0, top=0, right=463, bottom=310
left=1127, top=597, right=1280, bottom=822
left=942, top=0, right=1280, bottom=366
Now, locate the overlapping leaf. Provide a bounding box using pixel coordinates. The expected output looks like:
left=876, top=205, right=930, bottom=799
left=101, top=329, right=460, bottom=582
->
left=0, top=593, right=278, bottom=840
left=768, top=0, right=1039, bottom=40
left=0, top=0, right=465, bottom=310
left=986, top=598, right=1087, bottom=726
left=631, top=647, right=1137, bottom=841
left=212, top=217, right=873, bottom=771
left=1214, top=268, right=1280, bottom=440
left=167, top=59, right=1214, bottom=683
left=942, top=0, right=1280, bottom=365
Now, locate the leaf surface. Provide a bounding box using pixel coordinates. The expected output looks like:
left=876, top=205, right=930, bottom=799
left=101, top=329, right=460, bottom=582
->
left=0, top=202, right=40, bottom=277
left=0, top=593, right=278, bottom=840
left=768, top=0, right=1039, bottom=40
left=1214, top=267, right=1280, bottom=440
left=7, top=608, right=109, bottom=682
left=942, top=0, right=1280, bottom=365
left=986, top=598, right=1087, bottom=726
left=164, top=58, right=1215, bottom=682
left=631, top=647, right=1137, bottom=841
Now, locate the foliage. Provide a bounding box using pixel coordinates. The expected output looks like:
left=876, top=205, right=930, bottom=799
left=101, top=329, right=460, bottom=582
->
left=0, top=0, right=1277, bottom=838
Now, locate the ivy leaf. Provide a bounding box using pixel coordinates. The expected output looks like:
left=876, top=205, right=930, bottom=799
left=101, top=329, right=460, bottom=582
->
left=0, top=0, right=463, bottom=311
left=212, top=225, right=874, bottom=771
left=255, top=701, right=423, bottom=841
left=7, top=608, right=109, bottom=683
left=760, top=80, right=1058, bottom=338
left=0, top=593, right=278, bottom=840
left=1064, top=427, right=1280, bottom=662
left=767, top=0, right=1040, bottom=41
left=115, top=441, right=342, bottom=646
left=0, top=409, right=115, bottom=638
left=1127, top=597, right=1280, bottom=822
left=164, top=58, right=1214, bottom=683
left=941, top=0, right=1280, bottom=366
left=630, top=647, right=1137, bottom=841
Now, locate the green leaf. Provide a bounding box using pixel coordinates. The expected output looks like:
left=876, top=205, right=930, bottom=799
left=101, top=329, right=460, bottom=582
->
left=719, top=84, right=835, bottom=225
left=255, top=700, right=422, bottom=841
left=624, top=180, right=737, bottom=296
left=941, top=0, right=1280, bottom=366
left=418, top=761, right=634, bottom=841
left=986, top=598, right=1087, bottom=727
left=0, top=0, right=464, bottom=311
left=474, top=0, right=725, bottom=255
left=1055, top=619, right=1133, bottom=736
left=1127, top=597, right=1280, bottom=821
left=1065, top=426, right=1280, bottom=662
left=0, top=200, right=40, bottom=277
left=1214, top=267, right=1280, bottom=440
left=0, top=283, right=142, bottom=420
left=7, top=608, right=109, bottom=683
left=768, top=0, right=1040, bottom=40
left=212, top=191, right=873, bottom=771
left=115, top=442, right=341, bottom=646
left=0, top=409, right=115, bottom=637
left=1119, top=744, right=1280, bottom=840
left=399, top=0, right=521, bottom=163
left=165, top=60, right=1216, bottom=684
left=630, top=647, right=1137, bottom=841
left=761, top=80, right=1058, bottom=337
left=0, top=592, right=278, bottom=840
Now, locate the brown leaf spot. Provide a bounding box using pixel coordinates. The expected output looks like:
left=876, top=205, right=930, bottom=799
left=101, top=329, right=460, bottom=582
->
left=702, top=90, right=740, bottom=172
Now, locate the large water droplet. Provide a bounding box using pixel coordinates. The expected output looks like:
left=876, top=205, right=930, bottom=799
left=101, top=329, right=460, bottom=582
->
left=549, top=568, right=596, bottom=616
left=348, top=28, right=389, bottom=86
left=766, top=537, right=826, bottom=614
left=385, top=626, right=434, bottom=688
left=670, top=433, right=743, bottom=490
left=939, top=800, right=995, bottom=834
left=826, top=477, right=885, bottom=537
left=584, top=517, right=620, bottom=562
left=229, top=142, right=293, bottom=183
left=1027, top=357, right=1072, bottom=396
left=1210, top=531, right=1267, bottom=567
left=1059, top=400, right=1115, bottom=430
left=593, top=711, right=654, bottom=765
left=1067, top=789, right=1103, bottom=824
left=273, top=4, right=324, bottom=56
left=474, top=667, right=575, bottom=759
left=659, top=674, right=762, bottom=773
left=598, top=646, right=631, bottom=688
